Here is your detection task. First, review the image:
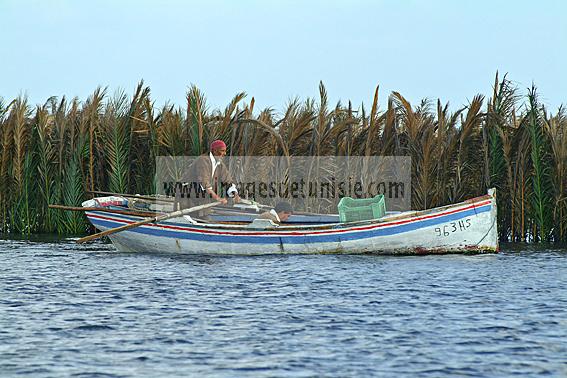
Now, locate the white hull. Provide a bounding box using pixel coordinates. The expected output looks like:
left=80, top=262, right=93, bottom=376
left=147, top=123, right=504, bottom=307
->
left=85, top=190, right=498, bottom=255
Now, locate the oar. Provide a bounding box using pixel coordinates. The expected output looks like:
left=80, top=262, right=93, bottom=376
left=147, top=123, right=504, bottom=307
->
left=238, top=199, right=330, bottom=217
left=77, top=201, right=221, bottom=244
left=86, top=190, right=174, bottom=203
left=238, top=198, right=271, bottom=210
left=49, top=204, right=156, bottom=218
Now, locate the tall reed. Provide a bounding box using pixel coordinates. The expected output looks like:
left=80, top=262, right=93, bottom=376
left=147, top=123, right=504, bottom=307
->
left=0, top=76, right=566, bottom=243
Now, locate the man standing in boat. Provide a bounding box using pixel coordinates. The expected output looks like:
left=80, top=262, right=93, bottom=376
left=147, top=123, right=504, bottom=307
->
left=176, top=140, right=241, bottom=211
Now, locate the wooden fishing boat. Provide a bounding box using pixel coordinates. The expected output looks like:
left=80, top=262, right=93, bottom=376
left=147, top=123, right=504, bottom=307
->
left=81, top=189, right=498, bottom=255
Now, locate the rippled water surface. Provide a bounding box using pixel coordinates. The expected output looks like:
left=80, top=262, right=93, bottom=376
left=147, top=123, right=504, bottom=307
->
left=1, top=238, right=566, bottom=377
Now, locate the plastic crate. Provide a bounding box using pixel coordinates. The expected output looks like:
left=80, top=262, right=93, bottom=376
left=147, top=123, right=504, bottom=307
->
left=338, top=194, right=386, bottom=222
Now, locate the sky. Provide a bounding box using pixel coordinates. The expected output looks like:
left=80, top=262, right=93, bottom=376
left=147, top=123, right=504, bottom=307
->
left=1, top=0, right=566, bottom=114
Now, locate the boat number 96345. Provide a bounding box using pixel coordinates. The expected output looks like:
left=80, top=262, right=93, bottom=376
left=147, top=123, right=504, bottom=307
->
left=435, top=219, right=471, bottom=237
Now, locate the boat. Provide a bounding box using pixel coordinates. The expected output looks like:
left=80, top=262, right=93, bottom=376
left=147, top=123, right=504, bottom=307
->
left=81, top=188, right=498, bottom=255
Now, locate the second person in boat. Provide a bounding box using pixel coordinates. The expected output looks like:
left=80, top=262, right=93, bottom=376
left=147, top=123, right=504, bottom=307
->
left=258, top=201, right=293, bottom=223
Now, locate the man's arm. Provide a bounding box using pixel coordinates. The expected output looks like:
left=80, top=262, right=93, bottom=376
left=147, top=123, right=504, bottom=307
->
left=218, top=164, right=240, bottom=202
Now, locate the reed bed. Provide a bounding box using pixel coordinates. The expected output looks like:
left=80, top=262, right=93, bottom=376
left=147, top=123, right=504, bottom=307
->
left=0, top=75, right=565, bottom=242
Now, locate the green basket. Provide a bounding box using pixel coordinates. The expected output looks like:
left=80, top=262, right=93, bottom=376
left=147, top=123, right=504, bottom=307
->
left=338, top=194, right=386, bottom=223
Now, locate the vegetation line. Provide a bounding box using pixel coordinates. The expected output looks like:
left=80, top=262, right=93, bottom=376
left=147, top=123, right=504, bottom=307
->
left=0, top=75, right=565, bottom=243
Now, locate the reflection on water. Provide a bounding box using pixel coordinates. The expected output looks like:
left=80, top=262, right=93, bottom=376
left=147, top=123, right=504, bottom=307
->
left=1, top=238, right=566, bottom=377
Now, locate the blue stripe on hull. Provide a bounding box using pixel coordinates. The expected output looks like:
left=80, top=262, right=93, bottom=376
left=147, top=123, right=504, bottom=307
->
left=88, top=204, right=492, bottom=244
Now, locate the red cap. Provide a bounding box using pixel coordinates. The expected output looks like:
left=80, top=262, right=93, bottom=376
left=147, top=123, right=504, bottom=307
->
left=210, top=140, right=227, bottom=151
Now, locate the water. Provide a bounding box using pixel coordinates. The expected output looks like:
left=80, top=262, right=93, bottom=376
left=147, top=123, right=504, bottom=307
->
left=1, top=238, right=566, bottom=377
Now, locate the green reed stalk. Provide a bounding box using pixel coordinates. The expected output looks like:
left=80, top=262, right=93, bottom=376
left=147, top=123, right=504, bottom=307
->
left=527, top=86, right=553, bottom=241
left=59, top=142, right=87, bottom=234
left=12, top=153, right=36, bottom=233
left=104, top=91, right=131, bottom=194
left=187, top=85, right=205, bottom=156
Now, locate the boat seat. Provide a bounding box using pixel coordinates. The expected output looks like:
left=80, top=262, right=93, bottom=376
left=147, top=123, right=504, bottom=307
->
left=246, top=218, right=278, bottom=229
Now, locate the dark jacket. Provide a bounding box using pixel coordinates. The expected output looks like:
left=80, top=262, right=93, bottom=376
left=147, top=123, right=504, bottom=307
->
left=175, top=153, right=234, bottom=211
left=188, top=153, right=233, bottom=192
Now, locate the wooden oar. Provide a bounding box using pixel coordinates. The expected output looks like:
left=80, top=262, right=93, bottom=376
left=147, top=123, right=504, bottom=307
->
left=77, top=201, right=221, bottom=244
left=238, top=199, right=271, bottom=210
left=238, top=199, right=333, bottom=217
left=49, top=204, right=156, bottom=218
left=86, top=190, right=174, bottom=203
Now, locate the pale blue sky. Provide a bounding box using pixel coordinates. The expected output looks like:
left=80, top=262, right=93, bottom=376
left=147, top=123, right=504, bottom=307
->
left=1, top=0, right=565, bottom=113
